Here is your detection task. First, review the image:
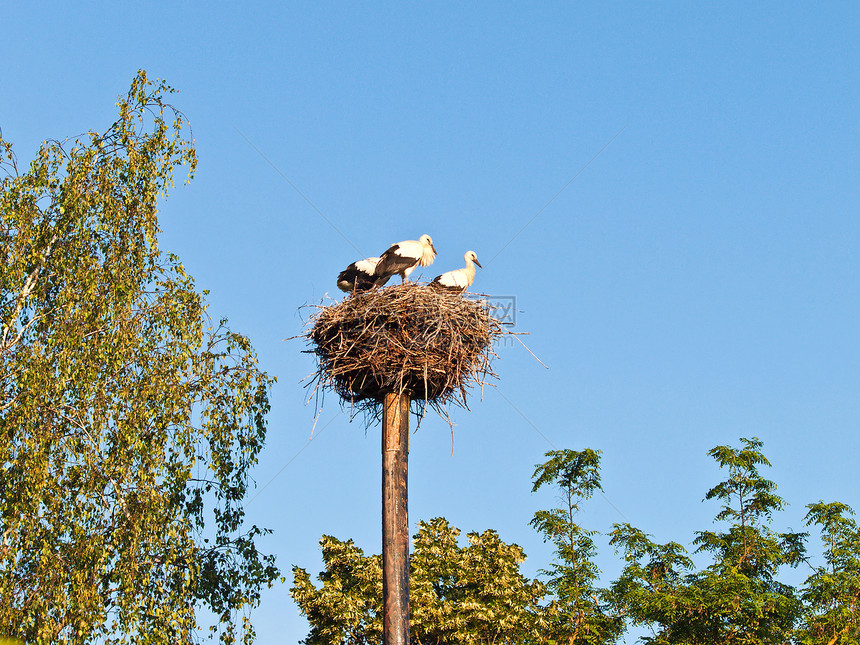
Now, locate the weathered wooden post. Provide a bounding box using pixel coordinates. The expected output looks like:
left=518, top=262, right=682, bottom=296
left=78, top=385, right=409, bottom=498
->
left=307, top=283, right=502, bottom=645
left=382, top=391, right=410, bottom=645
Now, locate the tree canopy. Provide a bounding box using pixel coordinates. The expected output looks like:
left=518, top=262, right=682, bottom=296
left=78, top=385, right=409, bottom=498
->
left=292, top=517, right=546, bottom=645
left=295, top=440, right=860, bottom=645
left=0, top=71, right=277, bottom=644
left=610, top=438, right=806, bottom=644
left=530, top=449, right=623, bottom=645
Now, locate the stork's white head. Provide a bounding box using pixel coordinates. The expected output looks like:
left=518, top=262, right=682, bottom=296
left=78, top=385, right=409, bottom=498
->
left=465, top=250, right=482, bottom=268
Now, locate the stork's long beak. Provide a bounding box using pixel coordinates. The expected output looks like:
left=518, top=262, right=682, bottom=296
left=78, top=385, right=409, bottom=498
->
left=474, top=258, right=482, bottom=268
left=430, top=242, right=437, bottom=255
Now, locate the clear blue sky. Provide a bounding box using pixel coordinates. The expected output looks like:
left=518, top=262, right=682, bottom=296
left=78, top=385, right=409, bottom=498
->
left=4, top=2, right=859, bottom=642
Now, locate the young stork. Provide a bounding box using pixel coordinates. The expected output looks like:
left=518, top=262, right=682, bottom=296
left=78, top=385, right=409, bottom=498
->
left=430, top=250, right=482, bottom=293
left=336, top=257, right=390, bottom=292
left=373, top=234, right=437, bottom=285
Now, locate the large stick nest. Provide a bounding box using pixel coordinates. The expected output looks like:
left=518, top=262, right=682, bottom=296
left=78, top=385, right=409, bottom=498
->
left=305, top=283, right=504, bottom=420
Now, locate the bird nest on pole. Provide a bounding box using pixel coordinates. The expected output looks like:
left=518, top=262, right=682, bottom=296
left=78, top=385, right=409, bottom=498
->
left=305, top=283, right=504, bottom=422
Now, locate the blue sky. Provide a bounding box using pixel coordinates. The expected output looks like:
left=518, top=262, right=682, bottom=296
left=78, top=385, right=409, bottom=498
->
left=4, top=2, right=859, bottom=642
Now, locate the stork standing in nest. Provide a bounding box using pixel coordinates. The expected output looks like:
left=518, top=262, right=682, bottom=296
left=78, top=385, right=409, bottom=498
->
left=373, top=234, right=437, bottom=285
left=337, top=257, right=390, bottom=292
left=430, top=250, right=482, bottom=293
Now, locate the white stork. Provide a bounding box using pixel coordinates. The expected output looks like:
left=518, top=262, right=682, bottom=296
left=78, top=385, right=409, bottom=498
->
left=337, top=257, right=390, bottom=292
left=430, top=250, right=482, bottom=293
left=373, top=234, right=437, bottom=285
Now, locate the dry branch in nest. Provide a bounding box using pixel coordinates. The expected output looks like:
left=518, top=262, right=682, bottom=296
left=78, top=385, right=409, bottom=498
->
left=305, top=283, right=505, bottom=422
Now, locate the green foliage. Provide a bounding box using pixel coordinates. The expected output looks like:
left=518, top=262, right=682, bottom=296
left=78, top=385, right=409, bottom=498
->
left=291, top=518, right=546, bottom=645
left=609, top=438, right=806, bottom=644
left=0, top=71, right=277, bottom=643
left=797, top=501, right=860, bottom=644
left=411, top=518, right=546, bottom=645
left=291, top=536, right=383, bottom=645
left=295, top=440, right=860, bottom=645
left=530, top=450, right=623, bottom=644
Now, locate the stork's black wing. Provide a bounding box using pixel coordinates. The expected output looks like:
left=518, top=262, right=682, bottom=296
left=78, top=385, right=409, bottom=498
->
left=430, top=273, right=466, bottom=293
left=373, top=244, right=418, bottom=283
left=337, top=263, right=377, bottom=292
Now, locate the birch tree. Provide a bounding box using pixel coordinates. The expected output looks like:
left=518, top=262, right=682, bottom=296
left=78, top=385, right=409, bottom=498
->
left=0, top=71, right=277, bottom=644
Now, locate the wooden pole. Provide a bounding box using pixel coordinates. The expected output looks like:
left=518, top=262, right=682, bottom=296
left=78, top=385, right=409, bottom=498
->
left=382, top=391, right=410, bottom=645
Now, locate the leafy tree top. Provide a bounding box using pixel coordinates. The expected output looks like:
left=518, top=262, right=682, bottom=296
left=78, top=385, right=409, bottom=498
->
left=531, top=449, right=623, bottom=645
left=0, top=71, right=277, bottom=644
left=610, top=438, right=806, bottom=645
left=292, top=518, right=546, bottom=645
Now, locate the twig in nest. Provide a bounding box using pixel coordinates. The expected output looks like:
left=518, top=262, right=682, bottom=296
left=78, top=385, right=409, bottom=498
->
left=304, top=283, right=504, bottom=425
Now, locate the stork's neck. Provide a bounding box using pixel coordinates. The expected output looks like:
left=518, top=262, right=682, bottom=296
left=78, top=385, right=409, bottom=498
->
left=419, top=244, right=435, bottom=267
left=464, top=257, right=476, bottom=285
